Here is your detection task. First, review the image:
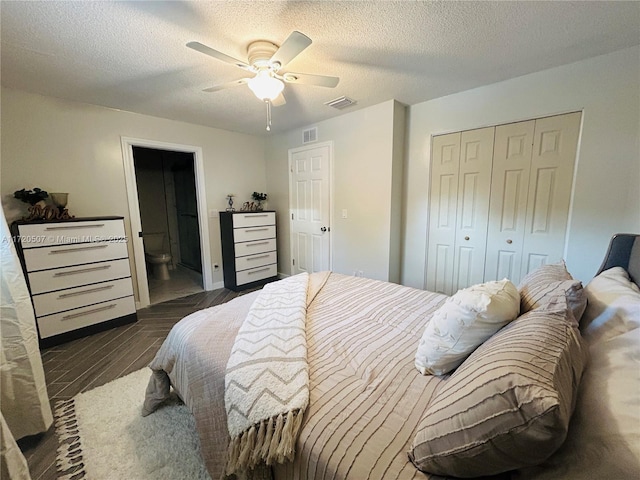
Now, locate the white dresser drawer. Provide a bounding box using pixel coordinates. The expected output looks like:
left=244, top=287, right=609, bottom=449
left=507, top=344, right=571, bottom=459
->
left=23, top=241, right=129, bottom=272
left=28, top=258, right=132, bottom=295
left=235, top=251, right=277, bottom=272
left=236, top=263, right=277, bottom=286
left=32, top=277, right=134, bottom=317
left=234, top=238, right=276, bottom=257
left=18, top=219, right=126, bottom=248
left=234, top=225, right=276, bottom=243
left=38, top=296, right=136, bottom=339
left=232, top=212, right=275, bottom=228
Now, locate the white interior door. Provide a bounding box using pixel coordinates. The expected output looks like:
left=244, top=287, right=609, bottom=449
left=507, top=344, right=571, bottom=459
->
left=289, top=142, right=331, bottom=275
left=453, top=127, right=494, bottom=291
left=521, top=112, right=581, bottom=275
left=426, top=132, right=460, bottom=294
left=484, top=120, right=535, bottom=284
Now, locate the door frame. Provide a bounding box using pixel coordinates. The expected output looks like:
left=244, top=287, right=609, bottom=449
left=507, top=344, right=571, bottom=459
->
left=288, top=141, right=334, bottom=273
left=121, top=137, right=213, bottom=309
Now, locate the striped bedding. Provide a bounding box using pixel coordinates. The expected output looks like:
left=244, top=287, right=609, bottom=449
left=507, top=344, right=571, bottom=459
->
left=145, top=272, right=450, bottom=479
left=274, top=273, right=449, bottom=480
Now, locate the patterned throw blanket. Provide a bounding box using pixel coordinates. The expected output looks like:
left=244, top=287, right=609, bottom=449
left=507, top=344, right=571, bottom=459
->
left=225, top=273, right=310, bottom=475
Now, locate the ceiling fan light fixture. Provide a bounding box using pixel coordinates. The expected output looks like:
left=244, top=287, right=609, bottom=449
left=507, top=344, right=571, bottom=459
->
left=248, top=71, right=284, bottom=101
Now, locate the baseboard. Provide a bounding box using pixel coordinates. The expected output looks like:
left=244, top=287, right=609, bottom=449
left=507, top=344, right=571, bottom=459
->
left=277, top=272, right=290, bottom=279
left=211, top=280, right=225, bottom=290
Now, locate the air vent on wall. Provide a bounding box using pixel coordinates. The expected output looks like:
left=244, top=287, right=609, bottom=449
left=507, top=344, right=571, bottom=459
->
left=303, top=127, right=318, bottom=144
left=324, top=96, right=357, bottom=110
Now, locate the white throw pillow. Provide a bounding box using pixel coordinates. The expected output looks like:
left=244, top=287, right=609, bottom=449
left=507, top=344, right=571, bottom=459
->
left=580, top=266, right=640, bottom=344
left=415, top=279, right=520, bottom=375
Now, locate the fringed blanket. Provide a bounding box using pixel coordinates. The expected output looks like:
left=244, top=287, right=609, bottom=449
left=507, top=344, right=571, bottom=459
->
left=224, top=272, right=311, bottom=475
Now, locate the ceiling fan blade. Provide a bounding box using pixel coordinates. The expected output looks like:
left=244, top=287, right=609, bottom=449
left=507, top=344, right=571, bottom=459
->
left=187, top=41, right=252, bottom=71
left=271, top=92, right=286, bottom=107
left=282, top=72, right=339, bottom=88
left=270, top=31, right=312, bottom=68
left=202, top=78, right=250, bottom=93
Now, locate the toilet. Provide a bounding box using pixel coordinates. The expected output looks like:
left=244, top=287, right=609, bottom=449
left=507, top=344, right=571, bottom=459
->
left=144, top=233, right=172, bottom=280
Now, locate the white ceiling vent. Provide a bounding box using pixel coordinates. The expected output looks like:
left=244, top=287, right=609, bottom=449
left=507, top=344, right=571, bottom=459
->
left=324, top=96, right=357, bottom=110
left=303, top=127, right=318, bottom=144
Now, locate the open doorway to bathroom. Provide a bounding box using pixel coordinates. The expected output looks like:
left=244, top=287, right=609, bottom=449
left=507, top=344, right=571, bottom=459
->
left=133, top=147, right=204, bottom=305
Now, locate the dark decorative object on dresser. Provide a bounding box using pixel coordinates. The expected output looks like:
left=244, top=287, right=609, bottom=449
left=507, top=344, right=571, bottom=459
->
left=219, top=211, right=278, bottom=291
left=11, top=216, right=137, bottom=348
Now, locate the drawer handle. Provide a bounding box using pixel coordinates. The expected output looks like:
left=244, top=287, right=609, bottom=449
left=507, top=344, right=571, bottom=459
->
left=45, top=224, right=105, bottom=230
left=245, top=241, right=270, bottom=247
left=57, top=285, right=114, bottom=299
left=244, top=227, right=269, bottom=233
left=54, top=265, right=112, bottom=277
left=49, top=244, right=109, bottom=254
left=247, top=254, right=271, bottom=261
left=248, top=267, right=271, bottom=275
left=61, top=303, right=116, bottom=320
left=244, top=214, right=269, bottom=217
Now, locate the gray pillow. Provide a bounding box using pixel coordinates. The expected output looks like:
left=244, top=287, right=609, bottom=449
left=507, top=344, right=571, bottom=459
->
left=409, top=300, right=588, bottom=477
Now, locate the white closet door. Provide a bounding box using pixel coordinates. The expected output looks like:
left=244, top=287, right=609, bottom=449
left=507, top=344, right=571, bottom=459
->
left=426, top=132, right=460, bottom=294
left=484, top=120, right=535, bottom=284
left=453, top=127, right=494, bottom=291
left=521, top=112, right=581, bottom=275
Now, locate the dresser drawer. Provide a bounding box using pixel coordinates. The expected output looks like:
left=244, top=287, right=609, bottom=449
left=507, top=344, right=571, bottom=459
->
left=235, top=251, right=277, bottom=272
left=234, top=225, right=276, bottom=243
left=32, top=277, right=134, bottom=317
left=232, top=212, right=275, bottom=228
left=236, top=263, right=277, bottom=286
left=38, top=296, right=136, bottom=339
left=18, top=220, right=126, bottom=248
left=23, top=241, right=129, bottom=272
left=234, top=238, right=276, bottom=257
left=28, top=258, right=132, bottom=295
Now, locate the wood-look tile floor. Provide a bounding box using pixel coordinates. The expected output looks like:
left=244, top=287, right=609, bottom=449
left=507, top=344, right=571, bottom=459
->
left=18, top=287, right=256, bottom=480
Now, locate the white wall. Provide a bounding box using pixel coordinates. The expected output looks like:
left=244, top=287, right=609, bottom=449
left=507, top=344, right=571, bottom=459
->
left=402, top=46, right=640, bottom=287
left=1, top=88, right=266, bottom=299
left=265, top=100, right=405, bottom=282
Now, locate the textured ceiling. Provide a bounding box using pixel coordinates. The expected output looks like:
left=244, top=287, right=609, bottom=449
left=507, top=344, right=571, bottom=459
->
left=1, top=1, right=639, bottom=136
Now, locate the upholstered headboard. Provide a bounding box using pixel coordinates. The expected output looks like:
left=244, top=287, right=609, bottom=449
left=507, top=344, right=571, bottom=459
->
left=596, top=233, right=640, bottom=287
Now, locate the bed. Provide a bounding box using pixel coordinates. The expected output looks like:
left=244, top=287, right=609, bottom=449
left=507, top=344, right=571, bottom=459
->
left=143, top=234, right=640, bottom=480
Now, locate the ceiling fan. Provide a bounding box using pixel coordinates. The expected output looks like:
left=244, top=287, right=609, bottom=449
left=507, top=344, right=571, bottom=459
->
left=187, top=31, right=339, bottom=130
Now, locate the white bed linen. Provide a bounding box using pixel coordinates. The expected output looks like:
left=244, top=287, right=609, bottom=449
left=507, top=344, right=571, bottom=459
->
left=515, top=267, right=640, bottom=479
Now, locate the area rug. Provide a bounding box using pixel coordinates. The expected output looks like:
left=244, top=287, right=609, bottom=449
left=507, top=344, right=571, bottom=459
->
left=54, top=368, right=211, bottom=480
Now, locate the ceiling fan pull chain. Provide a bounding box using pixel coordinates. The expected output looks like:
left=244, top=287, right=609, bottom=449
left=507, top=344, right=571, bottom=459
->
left=266, top=99, right=272, bottom=131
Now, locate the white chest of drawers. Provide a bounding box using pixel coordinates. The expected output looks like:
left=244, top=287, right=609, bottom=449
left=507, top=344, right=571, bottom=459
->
left=11, top=217, right=137, bottom=347
left=220, top=211, right=278, bottom=291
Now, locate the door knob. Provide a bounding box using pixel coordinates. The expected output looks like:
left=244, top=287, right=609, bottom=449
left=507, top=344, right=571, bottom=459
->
left=506, top=239, right=513, bottom=244
left=321, top=227, right=327, bottom=232
left=464, top=236, right=470, bottom=241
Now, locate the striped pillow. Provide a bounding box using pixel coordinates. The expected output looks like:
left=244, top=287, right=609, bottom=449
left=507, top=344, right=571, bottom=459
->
left=409, top=301, right=587, bottom=477
left=520, top=279, right=586, bottom=321
left=518, top=261, right=586, bottom=320
left=518, top=260, right=573, bottom=290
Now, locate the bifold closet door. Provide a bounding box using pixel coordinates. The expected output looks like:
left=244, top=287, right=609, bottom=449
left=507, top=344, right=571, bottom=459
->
left=484, top=112, right=581, bottom=284
left=427, top=132, right=460, bottom=294
left=426, top=128, right=494, bottom=294
left=452, top=127, right=494, bottom=292
left=484, top=120, right=535, bottom=283
left=520, top=112, right=581, bottom=276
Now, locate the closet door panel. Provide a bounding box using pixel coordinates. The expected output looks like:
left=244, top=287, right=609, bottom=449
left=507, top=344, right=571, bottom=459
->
left=484, top=120, right=534, bottom=284
left=427, top=132, right=460, bottom=294
left=453, top=127, right=494, bottom=291
left=521, top=112, right=581, bottom=276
